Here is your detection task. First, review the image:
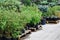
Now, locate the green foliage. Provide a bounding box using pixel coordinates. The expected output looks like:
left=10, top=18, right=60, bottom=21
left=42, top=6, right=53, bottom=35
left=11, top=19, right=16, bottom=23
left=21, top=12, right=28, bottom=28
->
left=20, top=5, right=42, bottom=25
left=51, top=6, right=60, bottom=12
left=45, top=7, right=53, bottom=17
left=0, top=0, right=23, bottom=38
left=29, top=5, right=42, bottom=25
left=41, top=1, right=48, bottom=5
left=21, top=0, right=31, bottom=5
left=34, top=0, right=41, bottom=4
left=47, top=0, right=57, bottom=2
left=42, top=7, right=53, bottom=17
left=51, top=6, right=60, bottom=15
left=42, top=6, right=60, bottom=17
left=0, top=0, right=42, bottom=38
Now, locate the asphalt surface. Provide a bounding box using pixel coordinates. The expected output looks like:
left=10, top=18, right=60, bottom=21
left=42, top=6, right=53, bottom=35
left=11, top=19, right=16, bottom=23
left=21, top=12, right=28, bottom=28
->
left=24, top=22, right=60, bottom=40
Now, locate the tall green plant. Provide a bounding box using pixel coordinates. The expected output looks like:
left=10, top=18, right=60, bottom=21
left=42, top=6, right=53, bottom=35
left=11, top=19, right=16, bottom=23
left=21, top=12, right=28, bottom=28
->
left=0, top=0, right=42, bottom=38
left=0, top=0, right=23, bottom=38
left=51, top=6, right=60, bottom=16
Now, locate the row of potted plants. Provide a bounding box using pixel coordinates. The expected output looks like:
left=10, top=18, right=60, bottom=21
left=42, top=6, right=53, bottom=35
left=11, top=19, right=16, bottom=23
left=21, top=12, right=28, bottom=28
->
left=0, top=0, right=42, bottom=40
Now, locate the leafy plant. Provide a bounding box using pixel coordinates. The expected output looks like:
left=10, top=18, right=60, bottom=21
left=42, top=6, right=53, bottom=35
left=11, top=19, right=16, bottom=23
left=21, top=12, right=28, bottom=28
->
left=41, top=6, right=54, bottom=17
left=0, top=0, right=23, bottom=38
left=0, top=0, right=42, bottom=38
left=20, top=5, right=42, bottom=25
left=51, top=6, right=60, bottom=17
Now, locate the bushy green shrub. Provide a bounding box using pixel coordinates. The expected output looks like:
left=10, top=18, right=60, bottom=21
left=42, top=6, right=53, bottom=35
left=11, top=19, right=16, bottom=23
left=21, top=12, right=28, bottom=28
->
left=21, top=5, right=42, bottom=25
left=51, top=6, right=60, bottom=17
left=29, top=5, right=42, bottom=25
left=0, top=0, right=23, bottom=38
left=51, top=6, right=60, bottom=13
left=43, top=6, right=60, bottom=17
left=45, top=7, right=53, bottom=17
left=41, top=6, right=54, bottom=17
left=0, top=0, right=42, bottom=38
left=0, top=9, right=20, bottom=38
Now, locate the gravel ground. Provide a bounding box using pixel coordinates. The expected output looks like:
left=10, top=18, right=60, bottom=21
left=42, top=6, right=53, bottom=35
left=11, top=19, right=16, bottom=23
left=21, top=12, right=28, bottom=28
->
left=24, top=22, right=60, bottom=40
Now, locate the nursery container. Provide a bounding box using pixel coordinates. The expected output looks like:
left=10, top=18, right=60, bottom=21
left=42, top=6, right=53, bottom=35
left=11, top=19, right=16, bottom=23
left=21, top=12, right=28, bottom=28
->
left=53, top=16, right=58, bottom=21
left=41, top=19, right=46, bottom=25
left=46, top=17, right=58, bottom=21
left=34, top=23, right=39, bottom=30
left=0, top=37, right=2, bottom=40
left=26, top=23, right=35, bottom=29
left=2, top=36, right=7, bottom=40
left=21, top=29, right=25, bottom=33
left=2, top=36, right=11, bottom=40
left=11, top=38, right=18, bottom=40
left=2, top=36, right=18, bottom=40
left=26, top=23, right=31, bottom=30
left=25, top=26, right=28, bottom=30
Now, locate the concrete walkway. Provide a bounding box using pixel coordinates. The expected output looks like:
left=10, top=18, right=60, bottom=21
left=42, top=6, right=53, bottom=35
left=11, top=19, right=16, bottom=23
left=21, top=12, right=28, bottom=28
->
left=24, top=22, right=60, bottom=40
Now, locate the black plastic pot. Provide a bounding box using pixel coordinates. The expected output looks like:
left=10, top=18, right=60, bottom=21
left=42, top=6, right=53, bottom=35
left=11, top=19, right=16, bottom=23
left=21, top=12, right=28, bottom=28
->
left=46, top=17, right=58, bottom=21
left=25, top=23, right=30, bottom=30
left=25, top=26, right=28, bottom=30
left=46, top=17, right=49, bottom=21
left=34, top=23, right=39, bottom=30
left=53, top=17, right=57, bottom=21
left=26, top=23, right=35, bottom=29
left=48, top=17, right=53, bottom=21
left=41, top=19, right=46, bottom=25
left=2, top=36, right=7, bottom=40
left=6, top=37, right=11, bottom=40
left=26, top=23, right=31, bottom=29
left=21, top=29, right=25, bottom=33
left=2, top=37, right=11, bottom=40
left=0, top=37, right=2, bottom=40
left=1, top=36, right=18, bottom=40
left=11, top=38, right=18, bottom=40
left=58, top=18, right=60, bottom=20
left=55, top=17, right=60, bottom=20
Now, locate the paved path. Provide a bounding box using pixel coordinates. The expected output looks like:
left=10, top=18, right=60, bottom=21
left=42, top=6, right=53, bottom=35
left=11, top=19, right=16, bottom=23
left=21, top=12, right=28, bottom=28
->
left=24, top=22, right=60, bottom=40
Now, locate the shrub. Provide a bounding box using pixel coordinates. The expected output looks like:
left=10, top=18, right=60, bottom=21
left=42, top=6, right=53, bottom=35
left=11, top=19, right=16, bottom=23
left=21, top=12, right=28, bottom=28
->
left=20, top=5, right=42, bottom=25
left=40, top=6, right=54, bottom=17
left=0, top=0, right=42, bottom=38
left=0, top=0, right=24, bottom=38
left=45, top=7, right=53, bottom=17
left=0, top=10, right=19, bottom=38
left=29, top=5, right=42, bottom=25
left=43, top=6, right=60, bottom=17
left=51, top=6, right=60, bottom=13
left=51, top=6, right=60, bottom=17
